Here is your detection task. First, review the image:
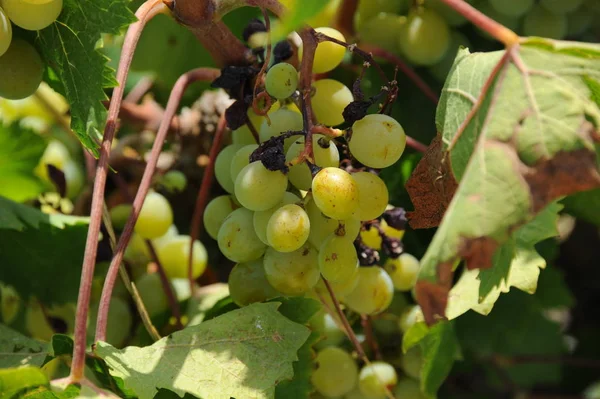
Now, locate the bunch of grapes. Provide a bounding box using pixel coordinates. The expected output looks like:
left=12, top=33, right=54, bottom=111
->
left=0, top=0, right=63, bottom=99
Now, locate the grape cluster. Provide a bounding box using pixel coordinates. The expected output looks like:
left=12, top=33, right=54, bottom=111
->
left=0, top=0, right=63, bottom=99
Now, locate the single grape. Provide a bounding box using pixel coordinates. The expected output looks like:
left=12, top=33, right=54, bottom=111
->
left=218, top=208, right=266, bottom=263
left=303, top=27, right=346, bottom=74
left=204, top=195, right=237, bottom=240
left=384, top=253, right=420, bottom=291
left=306, top=198, right=360, bottom=248
left=540, top=0, right=584, bottom=14
left=358, top=361, right=398, bottom=399
left=357, top=13, right=405, bottom=54
left=234, top=161, right=288, bottom=211
left=253, top=192, right=300, bottom=245
left=265, top=62, right=298, bottom=99
left=312, top=167, right=359, bottom=220
left=311, top=347, right=358, bottom=397
left=0, top=6, right=11, bottom=57
left=134, top=273, right=169, bottom=316
left=215, top=144, right=244, bottom=193
left=428, top=31, right=471, bottom=82
left=318, top=233, right=359, bottom=284
left=1, top=0, right=63, bottom=31
left=134, top=191, right=174, bottom=239
left=263, top=244, right=320, bottom=295
left=230, top=144, right=258, bottom=182
left=523, top=5, right=568, bottom=39
left=361, top=225, right=382, bottom=250
left=89, top=297, right=132, bottom=347
left=400, top=346, right=423, bottom=379
left=286, top=134, right=340, bottom=191
left=109, top=204, right=133, bottom=231
left=398, top=9, right=450, bottom=66
left=355, top=0, right=408, bottom=29
left=393, top=378, right=426, bottom=399
left=259, top=108, right=303, bottom=151
left=156, top=235, right=208, bottom=279
left=352, top=172, right=389, bottom=221
left=344, top=267, right=394, bottom=315
left=228, top=259, right=281, bottom=306
left=152, top=224, right=179, bottom=251
left=125, top=232, right=151, bottom=265
left=398, top=305, right=424, bottom=332
left=490, top=0, right=534, bottom=17
left=349, top=114, right=406, bottom=169
left=266, top=204, right=310, bottom=252
left=311, top=79, right=353, bottom=126
left=159, top=170, right=187, bottom=193
left=310, top=309, right=345, bottom=348
left=0, top=39, right=44, bottom=100
left=231, top=125, right=257, bottom=146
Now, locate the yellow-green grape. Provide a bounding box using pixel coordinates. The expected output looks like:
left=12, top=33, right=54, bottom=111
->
left=306, top=198, right=360, bottom=248
left=490, top=0, right=534, bottom=17
left=398, top=9, right=450, bottom=66
left=232, top=125, right=257, bottom=146
left=254, top=192, right=300, bottom=245
left=307, top=27, right=346, bottom=74
left=0, top=6, right=11, bottom=57
left=109, top=204, right=132, bottom=231
left=204, top=195, right=237, bottom=240
left=218, top=208, right=266, bottom=262
left=0, top=284, right=20, bottom=324
left=156, top=235, right=208, bottom=279
left=134, top=191, right=173, bottom=239
left=90, top=297, right=132, bottom=347
left=25, top=300, right=76, bottom=341
left=312, top=167, right=359, bottom=220
left=152, top=224, right=179, bottom=250
left=215, top=144, right=244, bottom=193
left=355, top=0, right=408, bottom=30
left=234, top=161, right=288, bottom=211
left=311, top=79, right=353, bottom=126
left=357, top=13, right=405, bottom=54
left=267, top=204, right=310, bottom=252
left=349, top=114, right=406, bottom=169
left=286, top=134, right=340, bottom=191
left=384, top=253, right=420, bottom=291
left=311, top=347, right=358, bottom=397
left=230, top=144, right=258, bottom=182
left=318, top=234, right=358, bottom=284
left=259, top=108, right=303, bottom=151
left=247, top=31, right=268, bottom=49
left=358, top=361, right=398, bottom=399
left=541, top=0, right=584, bottom=14
left=352, top=172, right=389, bottom=221
left=313, top=273, right=359, bottom=301
left=345, top=388, right=370, bottom=399
left=0, top=39, right=44, bottom=100
left=344, top=267, right=394, bottom=315
left=263, top=244, right=320, bottom=295
left=279, top=0, right=341, bottom=27
left=428, top=31, right=471, bottom=82
left=523, top=4, right=568, bottom=39
left=1, top=0, right=63, bottom=31
left=360, top=219, right=404, bottom=249
left=134, top=273, right=169, bottom=316
left=393, top=378, right=426, bottom=399
left=310, top=309, right=345, bottom=348
left=400, top=346, right=423, bottom=379
left=398, top=305, right=424, bottom=333
left=160, top=170, right=187, bottom=193
left=265, top=62, right=298, bottom=100
left=228, top=259, right=281, bottom=306
left=125, top=232, right=151, bottom=264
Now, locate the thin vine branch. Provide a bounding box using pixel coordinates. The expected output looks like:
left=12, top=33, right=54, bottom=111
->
left=297, top=28, right=318, bottom=161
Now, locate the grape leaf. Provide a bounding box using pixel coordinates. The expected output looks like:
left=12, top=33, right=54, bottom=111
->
left=36, top=0, right=136, bottom=154
left=0, top=367, right=49, bottom=397
left=0, top=197, right=90, bottom=305
left=0, top=123, right=46, bottom=202
left=95, top=302, right=311, bottom=399
left=0, top=324, right=49, bottom=369
left=412, top=39, right=600, bottom=324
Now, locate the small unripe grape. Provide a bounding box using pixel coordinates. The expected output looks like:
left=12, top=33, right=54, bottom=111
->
left=398, top=305, right=424, bottom=333
left=218, top=208, right=266, bottom=263
left=344, top=267, right=394, bottom=315
left=310, top=309, right=345, bottom=348
left=384, top=253, right=420, bottom=291
left=311, top=79, right=353, bottom=126
left=234, top=161, right=288, bottom=212
left=398, top=9, right=450, bottom=66
left=303, top=27, right=346, bottom=74
left=266, top=204, right=310, bottom=252
left=156, top=235, right=208, bottom=279
left=265, top=62, right=298, bottom=100
left=286, top=134, right=340, bottom=191
left=134, top=192, right=173, bottom=239
left=134, top=273, right=169, bottom=316
left=2, top=0, right=63, bottom=31
left=357, top=12, right=405, bottom=54
left=400, top=346, right=423, bottom=379
left=204, top=195, right=237, bottom=240
left=253, top=192, right=300, bottom=245
left=393, top=377, right=426, bottom=399
left=229, top=259, right=280, bottom=306
left=160, top=170, right=187, bottom=193
left=259, top=108, right=303, bottom=151
left=0, top=6, right=11, bottom=57
left=349, top=114, right=406, bottom=169
left=318, top=234, right=358, bottom=284
left=352, top=172, right=389, bottom=221
left=358, top=361, right=398, bottom=399
left=0, top=39, right=44, bottom=100
left=230, top=144, right=258, bottom=183
left=263, top=244, right=320, bottom=295
left=306, top=198, right=360, bottom=248
left=311, top=347, right=358, bottom=397
left=109, top=204, right=133, bottom=231
left=312, top=167, right=359, bottom=220
left=215, top=144, right=244, bottom=194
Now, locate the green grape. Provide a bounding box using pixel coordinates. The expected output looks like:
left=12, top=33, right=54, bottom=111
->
left=313, top=272, right=359, bottom=301
left=311, top=347, right=358, bottom=397
left=345, top=388, right=370, bottom=399
left=384, top=253, right=420, bottom=291
left=215, top=144, right=244, bottom=193
left=266, top=204, right=310, bottom=252
left=0, top=39, right=44, bottom=100
left=234, top=161, right=288, bottom=211
left=125, top=232, right=151, bottom=264
left=352, top=172, right=389, bottom=221
left=400, top=346, right=423, bottom=379
left=426, top=0, right=474, bottom=26
left=393, top=378, right=426, bottom=399
left=247, top=31, right=268, bottom=49
left=567, top=6, right=593, bottom=37
left=109, top=204, right=132, bottom=231
left=89, top=297, right=132, bottom=347
left=0, top=6, right=11, bottom=57
left=476, top=2, right=521, bottom=39
left=265, top=62, right=298, bottom=99
left=428, top=31, right=471, bottom=82
left=307, top=198, right=360, bottom=248
left=398, top=305, right=424, bottom=332
left=344, top=267, right=394, bottom=315
left=259, top=108, right=303, bottom=151
left=310, top=309, right=345, bottom=348
left=541, top=0, right=584, bottom=14
left=356, top=0, right=408, bottom=26
left=286, top=134, right=340, bottom=191
left=254, top=192, right=300, bottom=245
left=134, top=191, right=173, bottom=239
left=398, top=9, right=450, bottom=66
left=1, top=0, right=63, bottom=31
left=312, top=79, right=353, bottom=126
left=263, top=244, right=320, bottom=295
left=523, top=5, right=568, bottom=39
left=160, top=170, right=187, bottom=193
left=349, top=114, right=406, bottom=169
left=358, top=361, right=398, bottom=399
left=218, top=208, right=266, bottom=262
left=26, top=299, right=76, bottom=341
left=228, top=259, right=281, bottom=306
left=357, top=13, right=405, bottom=54
left=230, top=144, right=258, bottom=182
left=305, top=27, right=346, bottom=74
left=318, top=233, right=358, bottom=284
left=134, top=273, right=169, bottom=316
left=0, top=283, right=20, bottom=325
left=232, top=125, right=257, bottom=145
left=156, top=235, right=208, bottom=279
left=312, top=167, right=359, bottom=220
left=490, top=0, right=534, bottom=17
left=204, top=195, right=236, bottom=240
left=152, top=224, right=179, bottom=250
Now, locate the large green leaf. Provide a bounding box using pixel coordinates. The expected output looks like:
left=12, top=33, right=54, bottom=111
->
left=410, top=39, right=600, bottom=324
left=37, top=0, right=135, bottom=154
left=0, top=197, right=89, bottom=305
left=96, top=302, right=311, bottom=399
left=0, top=324, right=49, bottom=369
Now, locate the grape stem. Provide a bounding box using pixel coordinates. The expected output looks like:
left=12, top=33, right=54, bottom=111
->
left=361, top=315, right=383, bottom=360
left=69, top=0, right=167, bottom=383
left=252, top=8, right=272, bottom=113
left=297, top=28, right=318, bottom=161
left=187, top=114, right=228, bottom=295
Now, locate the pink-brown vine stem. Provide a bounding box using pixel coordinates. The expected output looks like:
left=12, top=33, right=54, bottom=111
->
left=95, top=67, right=221, bottom=342
left=298, top=28, right=318, bottom=161
left=70, top=0, right=167, bottom=383
left=407, top=136, right=428, bottom=153
left=187, top=114, right=228, bottom=294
